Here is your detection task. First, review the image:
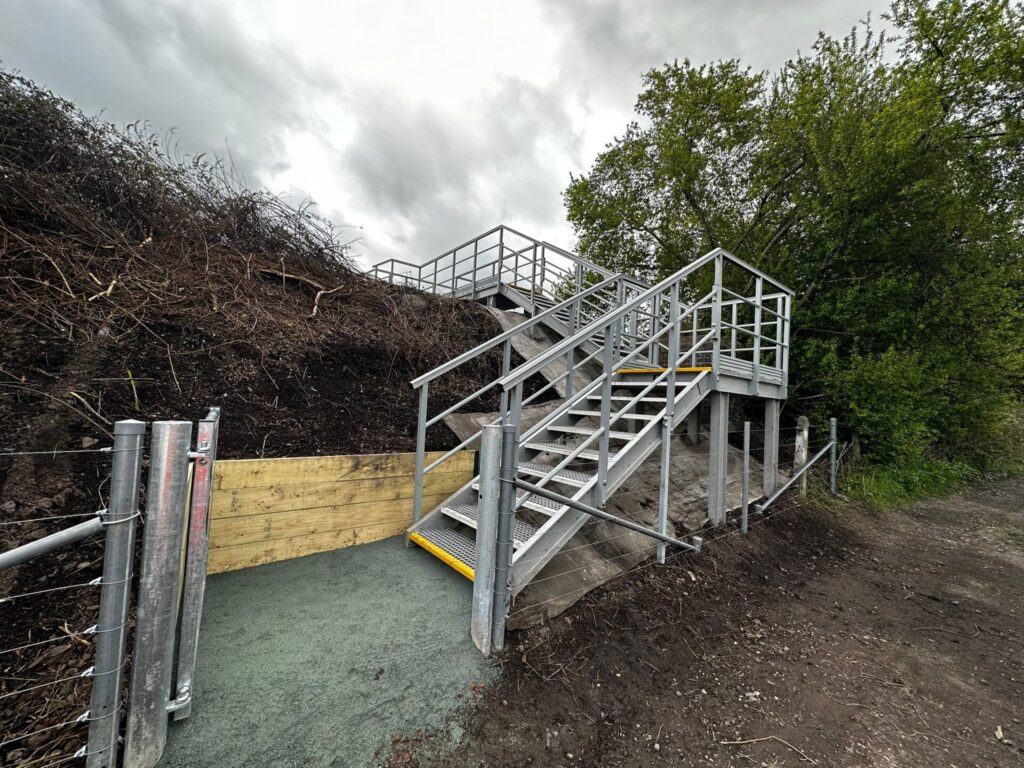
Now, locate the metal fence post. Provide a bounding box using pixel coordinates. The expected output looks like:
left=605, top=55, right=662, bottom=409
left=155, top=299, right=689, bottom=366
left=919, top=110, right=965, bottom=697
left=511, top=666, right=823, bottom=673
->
left=471, top=425, right=501, bottom=655
left=124, top=421, right=192, bottom=768
left=796, top=415, right=809, bottom=496
left=741, top=420, right=750, bottom=534
left=173, top=407, right=221, bottom=720
left=85, top=420, right=146, bottom=768
left=490, top=423, right=517, bottom=653
left=829, top=417, right=838, bottom=495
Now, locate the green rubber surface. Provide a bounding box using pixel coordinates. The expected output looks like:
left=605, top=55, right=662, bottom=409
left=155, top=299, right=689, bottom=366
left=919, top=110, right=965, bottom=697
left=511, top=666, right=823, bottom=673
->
left=160, top=536, right=495, bottom=768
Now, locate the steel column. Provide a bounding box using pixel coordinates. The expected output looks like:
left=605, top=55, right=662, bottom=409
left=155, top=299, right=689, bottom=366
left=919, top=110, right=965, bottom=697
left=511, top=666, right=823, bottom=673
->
left=795, top=415, right=809, bottom=496
left=763, top=399, right=780, bottom=496
left=412, top=384, right=428, bottom=526
left=124, top=421, right=192, bottom=768
left=87, top=419, right=146, bottom=768
left=657, top=283, right=680, bottom=563
left=708, top=392, right=729, bottom=525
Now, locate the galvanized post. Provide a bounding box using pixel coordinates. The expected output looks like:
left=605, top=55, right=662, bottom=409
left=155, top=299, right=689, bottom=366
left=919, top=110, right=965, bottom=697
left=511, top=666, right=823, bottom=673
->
left=471, top=425, right=501, bottom=655
left=412, top=384, right=428, bottom=527
left=829, top=417, right=838, bottom=495
left=490, top=422, right=517, bottom=652
left=708, top=392, right=729, bottom=525
left=124, top=421, right=192, bottom=768
left=657, top=283, right=680, bottom=563
left=750, top=276, right=762, bottom=395
left=763, top=399, right=780, bottom=497
left=710, top=254, right=723, bottom=383
left=740, top=421, right=750, bottom=534
left=596, top=321, right=614, bottom=506
left=86, top=420, right=146, bottom=768
left=173, top=408, right=221, bottom=720
left=796, top=415, right=809, bottom=497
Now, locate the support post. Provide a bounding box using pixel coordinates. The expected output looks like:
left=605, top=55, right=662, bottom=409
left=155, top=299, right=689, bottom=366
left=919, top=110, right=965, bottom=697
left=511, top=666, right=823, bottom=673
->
left=686, top=408, right=700, bottom=446
left=763, top=399, right=780, bottom=496
left=740, top=420, right=750, bottom=534
left=471, top=426, right=501, bottom=655
left=708, top=392, right=729, bottom=525
left=86, top=420, right=146, bottom=768
left=657, top=282, right=680, bottom=563
left=490, top=422, right=517, bottom=652
left=412, top=384, right=428, bottom=528
left=124, top=421, right=192, bottom=768
left=795, top=415, right=809, bottom=496
left=173, top=408, right=221, bottom=720
left=829, top=417, right=838, bottom=495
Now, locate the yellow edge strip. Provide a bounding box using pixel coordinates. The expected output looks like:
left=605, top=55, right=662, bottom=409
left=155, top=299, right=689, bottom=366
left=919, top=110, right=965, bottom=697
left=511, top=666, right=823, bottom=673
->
left=409, top=532, right=475, bottom=581
left=616, top=366, right=712, bottom=374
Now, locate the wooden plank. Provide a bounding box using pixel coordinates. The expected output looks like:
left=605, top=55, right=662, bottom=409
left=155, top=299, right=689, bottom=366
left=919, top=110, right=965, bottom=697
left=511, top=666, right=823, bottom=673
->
left=212, top=450, right=473, bottom=491
left=207, top=520, right=413, bottom=574
left=209, top=470, right=468, bottom=519
left=208, top=492, right=452, bottom=549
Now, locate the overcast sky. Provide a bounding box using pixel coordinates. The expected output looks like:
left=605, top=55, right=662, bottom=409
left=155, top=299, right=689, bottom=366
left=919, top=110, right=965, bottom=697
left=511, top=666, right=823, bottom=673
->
left=1, top=0, right=889, bottom=267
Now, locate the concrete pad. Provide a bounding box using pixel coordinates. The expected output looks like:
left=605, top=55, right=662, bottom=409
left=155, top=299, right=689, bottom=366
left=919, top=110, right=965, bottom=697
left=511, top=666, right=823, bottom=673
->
left=160, top=537, right=495, bottom=768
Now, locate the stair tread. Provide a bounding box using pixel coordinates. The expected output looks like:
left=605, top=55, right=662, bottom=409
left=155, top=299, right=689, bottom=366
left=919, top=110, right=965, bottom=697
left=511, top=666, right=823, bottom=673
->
left=524, top=440, right=612, bottom=461
left=410, top=528, right=476, bottom=579
left=586, top=394, right=666, bottom=403
left=518, top=460, right=593, bottom=487
left=442, top=503, right=537, bottom=547
left=569, top=409, right=658, bottom=421
left=549, top=424, right=634, bottom=440
left=517, top=491, right=567, bottom=514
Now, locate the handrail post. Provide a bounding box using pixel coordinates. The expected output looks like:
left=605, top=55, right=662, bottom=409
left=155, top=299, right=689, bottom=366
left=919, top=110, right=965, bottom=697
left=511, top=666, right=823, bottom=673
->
left=751, top=276, right=763, bottom=394
left=490, top=421, right=518, bottom=652
left=651, top=294, right=661, bottom=367
left=657, top=282, right=681, bottom=563
left=530, top=244, right=538, bottom=308
left=472, top=240, right=479, bottom=299
left=499, top=339, right=511, bottom=417
left=539, top=246, right=547, bottom=295
left=412, top=384, right=429, bottom=526
left=597, top=324, right=614, bottom=506
left=782, top=294, right=792, bottom=397
left=711, top=254, right=723, bottom=382
left=86, top=419, right=146, bottom=768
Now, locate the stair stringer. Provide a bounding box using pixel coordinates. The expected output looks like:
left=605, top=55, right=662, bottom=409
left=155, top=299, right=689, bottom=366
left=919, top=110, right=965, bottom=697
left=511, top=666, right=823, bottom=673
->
left=509, top=372, right=712, bottom=595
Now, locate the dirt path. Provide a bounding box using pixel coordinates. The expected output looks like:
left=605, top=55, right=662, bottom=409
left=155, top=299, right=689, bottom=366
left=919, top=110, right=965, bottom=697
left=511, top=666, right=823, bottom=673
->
left=386, top=477, right=1024, bottom=767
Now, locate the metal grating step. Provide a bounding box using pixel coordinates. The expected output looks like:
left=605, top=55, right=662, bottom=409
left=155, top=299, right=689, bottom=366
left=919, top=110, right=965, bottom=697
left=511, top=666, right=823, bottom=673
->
left=586, top=394, right=666, bottom=403
left=410, top=528, right=476, bottom=580
left=517, top=460, right=593, bottom=487
left=517, top=491, right=567, bottom=515
left=443, top=503, right=538, bottom=547
left=549, top=424, right=634, bottom=441
left=524, top=440, right=611, bottom=461
left=569, top=409, right=658, bottom=421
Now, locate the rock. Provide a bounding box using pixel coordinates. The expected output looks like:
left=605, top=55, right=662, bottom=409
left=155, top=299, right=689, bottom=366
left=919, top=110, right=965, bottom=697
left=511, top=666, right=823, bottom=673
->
left=1, top=500, right=16, bottom=513
left=81, top=436, right=99, bottom=448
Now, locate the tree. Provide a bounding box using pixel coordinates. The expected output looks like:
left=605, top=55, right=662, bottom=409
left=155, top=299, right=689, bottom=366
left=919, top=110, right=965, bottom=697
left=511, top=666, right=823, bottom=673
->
left=565, top=0, right=1024, bottom=468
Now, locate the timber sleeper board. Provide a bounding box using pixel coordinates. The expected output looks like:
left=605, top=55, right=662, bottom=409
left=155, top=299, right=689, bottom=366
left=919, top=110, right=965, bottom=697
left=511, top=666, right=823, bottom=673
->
left=207, top=520, right=413, bottom=574
left=208, top=492, right=454, bottom=548
left=209, top=470, right=470, bottom=519
left=213, top=450, right=473, bottom=492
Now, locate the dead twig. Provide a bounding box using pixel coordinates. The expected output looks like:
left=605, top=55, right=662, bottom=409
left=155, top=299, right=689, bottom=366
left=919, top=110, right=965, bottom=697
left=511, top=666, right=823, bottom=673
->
left=720, top=735, right=818, bottom=765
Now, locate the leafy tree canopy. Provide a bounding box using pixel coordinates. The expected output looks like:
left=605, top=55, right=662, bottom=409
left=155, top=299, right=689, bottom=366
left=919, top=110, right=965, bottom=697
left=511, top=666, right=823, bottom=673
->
left=565, top=0, right=1024, bottom=465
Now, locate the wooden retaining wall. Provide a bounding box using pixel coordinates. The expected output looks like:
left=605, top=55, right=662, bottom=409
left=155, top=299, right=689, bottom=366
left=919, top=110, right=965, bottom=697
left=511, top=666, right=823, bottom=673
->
left=207, top=450, right=474, bottom=574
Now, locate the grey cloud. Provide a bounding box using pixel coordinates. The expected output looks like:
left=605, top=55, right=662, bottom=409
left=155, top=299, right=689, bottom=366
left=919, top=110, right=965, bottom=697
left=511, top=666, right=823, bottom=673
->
left=0, top=0, right=337, bottom=185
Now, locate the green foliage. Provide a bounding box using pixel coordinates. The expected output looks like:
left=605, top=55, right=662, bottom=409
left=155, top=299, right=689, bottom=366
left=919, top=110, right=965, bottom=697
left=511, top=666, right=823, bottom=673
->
left=565, top=0, right=1024, bottom=472
left=845, top=457, right=979, bottom=506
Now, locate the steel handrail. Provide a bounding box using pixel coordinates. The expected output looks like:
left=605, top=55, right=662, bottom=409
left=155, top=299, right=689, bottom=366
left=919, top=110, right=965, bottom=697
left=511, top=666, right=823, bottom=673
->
left=410, top=274, right=624, bottom=389
left=498, top=247, right=792, bottom=391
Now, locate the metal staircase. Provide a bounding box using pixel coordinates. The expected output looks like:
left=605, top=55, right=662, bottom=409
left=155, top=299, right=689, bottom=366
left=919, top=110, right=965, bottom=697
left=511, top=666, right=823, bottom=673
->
left=369, top=226, right=792, bottom=642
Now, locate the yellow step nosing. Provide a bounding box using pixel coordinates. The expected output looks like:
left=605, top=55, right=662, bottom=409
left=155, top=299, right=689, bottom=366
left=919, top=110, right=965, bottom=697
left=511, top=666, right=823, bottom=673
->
left=616, top=366, right=712, bottom=374
left=409, top=531, right=475, bottom=581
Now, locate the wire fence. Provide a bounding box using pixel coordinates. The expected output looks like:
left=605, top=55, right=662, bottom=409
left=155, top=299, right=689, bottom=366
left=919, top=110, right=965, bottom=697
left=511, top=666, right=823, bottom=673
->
left=1, top=423, right=145, bottom=768
left=505, top=419, right=839, bottom=624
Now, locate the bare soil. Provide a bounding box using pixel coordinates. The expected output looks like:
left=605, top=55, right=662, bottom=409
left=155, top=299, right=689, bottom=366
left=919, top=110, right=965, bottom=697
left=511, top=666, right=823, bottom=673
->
left=384, top=476, right=1024, bottom=767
